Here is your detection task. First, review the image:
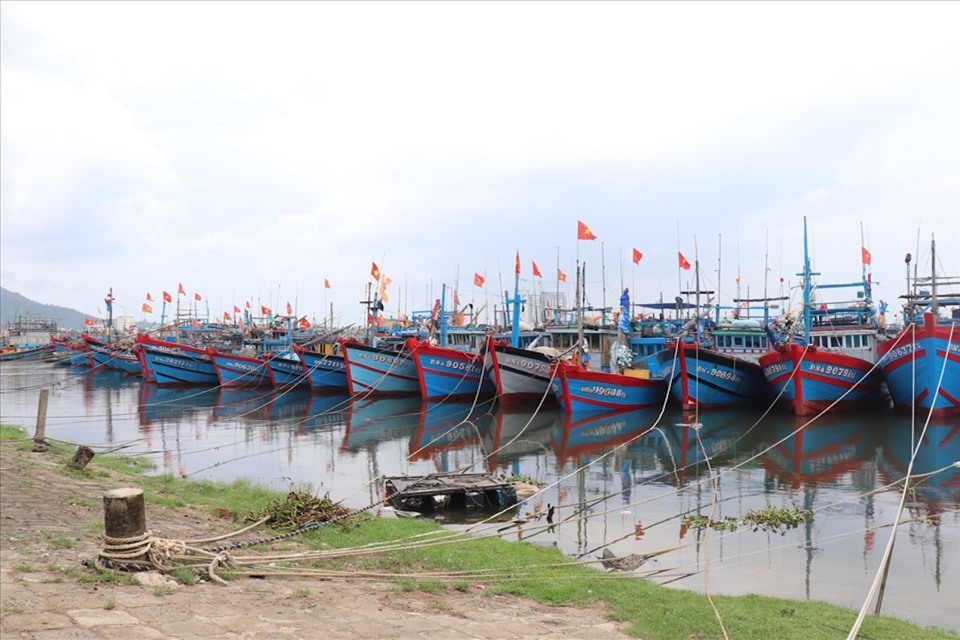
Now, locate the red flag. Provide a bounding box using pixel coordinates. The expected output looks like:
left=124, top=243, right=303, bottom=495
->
left=324, top=278, right=331, bottom=289
left=299, top=317, right=310, bottom=329
left=577, top=220, right=597, bottom=241
left=246, top=300, right=251, bottom=309
left=141, top=303, right=153, bottom=313
left=286, top=302, right=293, bottom=315
left=261, top=305, right=271, bottom=315
left=146, top=292, right=153, bottom=302
left=223, top=312, right=231, bottom=322
left=678, top=252, right=691, bottom=270
left=371, top=262, right=380, bottom=281
left=162, top=291, right=172, bottom=303
left=532, top=261, right=542, bottom=278
left=557, top=268, right=567, bottom=283
left=84, top=317, right=95, bottom=326
left=515, top=251, right=521, bottom=275
left=178, top=282, right=185, bottom=296
left=233, top=305, right=240, bottom=313
left=632, top=248, right=643, bottom=265
left=474, top=273, right=485, bottom=287
left=194, top=292, right=202, bottom=301
left=861, top=246, right=871, bottom=265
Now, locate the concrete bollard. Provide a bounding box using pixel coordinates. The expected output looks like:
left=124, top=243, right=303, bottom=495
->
left=32, top=388, right=49, bottom=453
left=103, top=488, right=146, bottom=539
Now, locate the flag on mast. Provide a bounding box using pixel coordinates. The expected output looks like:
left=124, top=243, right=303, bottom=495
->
left=678, top=252, right=691, bottom=270
left=632, top=248, right=643, bottom=265
left=532, top=261, right=542, bottom=278
left=474, top=273, right=485, bottom=287
left=577, top=220, right=597, bottom=240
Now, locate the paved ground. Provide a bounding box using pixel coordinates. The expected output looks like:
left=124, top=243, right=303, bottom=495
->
left=0, top=440, right=631, bottom=639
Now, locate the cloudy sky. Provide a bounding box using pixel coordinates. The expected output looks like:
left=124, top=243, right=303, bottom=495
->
left=2, top=1, right=957, bottom=327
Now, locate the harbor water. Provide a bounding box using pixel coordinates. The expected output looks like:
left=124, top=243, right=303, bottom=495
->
left=1, top=361, right=957, bottom=632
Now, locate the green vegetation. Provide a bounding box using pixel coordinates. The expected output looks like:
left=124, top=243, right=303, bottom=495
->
left=2, top=422, right=954, bottom=640
left=687, top=506, right=813, bottom=535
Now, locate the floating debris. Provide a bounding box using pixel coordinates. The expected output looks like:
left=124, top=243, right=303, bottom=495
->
left=383, top=473, right=518, bottom=513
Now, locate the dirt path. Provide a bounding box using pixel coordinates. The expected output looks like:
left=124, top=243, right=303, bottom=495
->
left=0, top=441, right=631, bottom=639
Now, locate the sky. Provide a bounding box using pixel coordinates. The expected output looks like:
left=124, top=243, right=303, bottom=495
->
left=1, top=1, right=958, bottom=328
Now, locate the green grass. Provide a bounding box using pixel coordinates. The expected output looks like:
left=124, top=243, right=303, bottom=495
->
left=3, top=422, right=955, bottom=640
left=295, top=516, right=955, bottom=640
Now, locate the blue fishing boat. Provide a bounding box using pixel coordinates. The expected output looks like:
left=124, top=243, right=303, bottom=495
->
left=137, top=334, right=219, bottom=386
left=657, top=321, right=771, bottom=410
left=878, top=237, right=960, bottom=417
left=265, top=352, right=310, bottom=388
left=550, top=282, right=667, bottom=414
left=82, top=334, right=141, bottom=375
left=341, top=338, right=420, bottom=396
left=295, top=343, right=349, bottom=392
left=759, top=218, right=885, bottom=416
left=209, top=348, right=273, bottom=388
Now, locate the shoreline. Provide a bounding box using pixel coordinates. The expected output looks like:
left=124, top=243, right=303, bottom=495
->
left=1, top=426, right=955, bottom=640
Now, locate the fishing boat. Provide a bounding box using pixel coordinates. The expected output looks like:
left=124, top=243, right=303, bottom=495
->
left=82, top=334, right=141, bottom=374
left=759, top=218, right=886, bottom=416
left=1, top=314, right=58, bottom=362
left=208, top=347, right=273, bottom=388
left=341, top=338, right=420, bottom=396
left=341, top=281, right=421, bottom=396
left=0, top=343, right=55, bottom=362
left=657, top=319, right=771, bottom=411
left=551, top=283, right=667, bottom=414
left=482, top=262, right=560, bottom=406
left=136, top=334, right=220, bottom=386
left=483, top=334, right=558, bottom=406
left=50, top=334, right=89, bottom=366
left=295, top=342, right=349, bottom=392
left=406, top=286, right=496, bottom=401
left=878, top=237, right=960, bottom=417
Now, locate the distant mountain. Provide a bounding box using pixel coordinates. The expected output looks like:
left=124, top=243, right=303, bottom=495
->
left=1, top=287, right=91, bottom=331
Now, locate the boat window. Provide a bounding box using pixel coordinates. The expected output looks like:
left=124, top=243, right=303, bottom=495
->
left=734, top=336, right=743, bottom=347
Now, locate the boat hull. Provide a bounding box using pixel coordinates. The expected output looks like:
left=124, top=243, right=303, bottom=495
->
left=551, top=361, right=667, bottom=414
left=408, top=340, right=495, bottom=400
left=209, top=350, right=273, bottom=388
left=878, top=313, right=960, bottom=417
left=657, top=342, right=769, bottom=410
left=759, top=343, right=881, bottom=416
left=267, top=354, right=309, bottom=388
left=296, top=349, right=349, bottom=392
left=341, top=341, right=420, bottom=396
left=138, top=339, right=219, bottom=386
left=483, top=338, right=555, bottom=406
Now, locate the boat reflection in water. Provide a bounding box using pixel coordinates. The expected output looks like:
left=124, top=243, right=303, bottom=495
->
left=409, top=400, right=496, bottom=466
left=341, top=396, right=422, bottom=452
left=760, top=410, right=879, bottom=489
left=212, top=388, right=276, bottom=422
left=297, top=393, right=351, bottom=434
left=551, top=408, right=661, bottom=466
left=266, top=389, right=313, bottom=424
left=137, top=383, right=218, bottom=428
left=657, top=408, right=766, bottom=486
left=482, top=407, right=556, bottom=473
left=878, top=417, right=960, bottom=516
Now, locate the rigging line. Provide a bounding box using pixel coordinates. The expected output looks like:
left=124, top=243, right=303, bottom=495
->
left=693, top=421, right=730, bottom=640
left=847, top=321, right=956, bottom=640
left=455, top=350, right=562, bottom=476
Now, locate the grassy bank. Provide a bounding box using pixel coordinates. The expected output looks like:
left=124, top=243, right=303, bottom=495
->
left=2, top=424, right=954, bottom=640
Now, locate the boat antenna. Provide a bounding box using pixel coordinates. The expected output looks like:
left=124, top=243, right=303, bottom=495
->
left=764, top=230, right=770, bottom=324
left=801, top=217, right=815, bottom=345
